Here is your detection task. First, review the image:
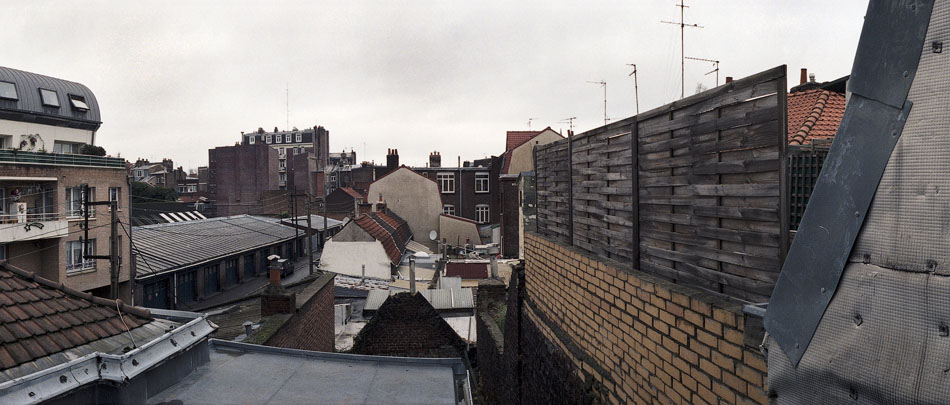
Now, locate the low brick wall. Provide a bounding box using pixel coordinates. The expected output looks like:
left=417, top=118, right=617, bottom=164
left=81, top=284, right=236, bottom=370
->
left=522, top=233, right=769, bottom=404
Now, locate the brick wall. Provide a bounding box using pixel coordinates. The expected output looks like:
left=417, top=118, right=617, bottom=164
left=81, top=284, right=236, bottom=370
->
left=266, top=274, right=335, bottom=352
left=522, top=233, right=768, bottom=404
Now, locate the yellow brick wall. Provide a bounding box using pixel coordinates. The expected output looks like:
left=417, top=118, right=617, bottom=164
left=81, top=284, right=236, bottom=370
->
left=524, top=233, right=768, bottom=404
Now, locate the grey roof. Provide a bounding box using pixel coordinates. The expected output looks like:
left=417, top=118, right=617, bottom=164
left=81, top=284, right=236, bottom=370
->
left=148, top=339, right=469, bottom=405
left=278, top=214, right=344, bottom=231
left=132, top=215, right=299, bottom=278
left=0, top=66, right=101, bottom=128
left=364, top=288, right=474, bottom=312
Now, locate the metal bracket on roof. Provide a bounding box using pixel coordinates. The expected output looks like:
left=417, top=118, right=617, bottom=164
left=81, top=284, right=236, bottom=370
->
left=764, top=0, right=932, bottom=367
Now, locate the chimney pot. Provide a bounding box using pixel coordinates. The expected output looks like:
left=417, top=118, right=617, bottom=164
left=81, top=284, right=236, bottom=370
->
left=809, top=73, right=816, bottom=83
left=800, top=68, right=808, bottom=85
left=725, top=76, right=733, bottom=83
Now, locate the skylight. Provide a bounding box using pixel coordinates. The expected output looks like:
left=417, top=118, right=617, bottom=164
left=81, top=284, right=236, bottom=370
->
left=68, top=94, right=89, bottom=111
left=40, top=89, right=59, bottom=107
left=0, top=81, right=17, bottom=100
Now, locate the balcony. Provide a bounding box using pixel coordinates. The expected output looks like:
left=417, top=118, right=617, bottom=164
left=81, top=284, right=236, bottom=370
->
left=0, top=150, right=125, bottom=168
left=0, top=212, right=69, bottom=242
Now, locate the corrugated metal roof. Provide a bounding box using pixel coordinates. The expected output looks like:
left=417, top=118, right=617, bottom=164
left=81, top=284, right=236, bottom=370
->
left=0, top=66, right=101, bottom=127
left=364, top=288, right=474, bottom=312
left=132, top=215, right=298, bottom=278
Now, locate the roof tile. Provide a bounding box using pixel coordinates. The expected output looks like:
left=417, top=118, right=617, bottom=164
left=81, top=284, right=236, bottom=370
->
left=353, top=211, right=413, bottom=266
left=787, top=88, right=846, bottom=145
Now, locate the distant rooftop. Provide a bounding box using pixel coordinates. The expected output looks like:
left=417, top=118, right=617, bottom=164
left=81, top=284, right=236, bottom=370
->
left=148, top=339, right=470, bottom=405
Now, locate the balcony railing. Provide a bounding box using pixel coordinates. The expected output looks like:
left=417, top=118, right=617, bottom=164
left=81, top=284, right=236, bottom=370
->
left=66, top=259, right=96, bottom=273
left=0, top=212, right=62, bottom=224
left=0, top=212, right=69, bottom=242
left=0, top=150, right=125, bottom=168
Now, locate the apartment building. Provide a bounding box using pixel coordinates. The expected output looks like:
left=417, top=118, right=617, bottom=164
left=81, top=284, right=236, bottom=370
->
left=0, top=66, right=132, bottom=300
left=241, top=126, right=330, bottom=191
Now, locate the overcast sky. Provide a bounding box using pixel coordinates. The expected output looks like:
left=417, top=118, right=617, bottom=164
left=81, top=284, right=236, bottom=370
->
left=3, top=1, right=867, bottom=169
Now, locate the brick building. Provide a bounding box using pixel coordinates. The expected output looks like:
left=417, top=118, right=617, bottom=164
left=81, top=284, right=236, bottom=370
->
left=207, top=143, right=279, bottom=216
left=241, top=126, right=330, bottom=191
left=0, top=65, right=132, bottom=301
left=412, top=151, right=500, bottom=225
left=350, top=292, right=468, bottom=359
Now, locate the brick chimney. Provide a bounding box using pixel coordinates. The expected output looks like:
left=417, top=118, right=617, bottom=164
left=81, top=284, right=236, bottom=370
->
left=429, top=151, right=441, bottom=168
left=800, top=68, right=808, bottom=85
left=261, top=259, right=296, bottom=316
left=725, top=76, right=733, bottom=83
left=386, top=148, right=399, bottom=171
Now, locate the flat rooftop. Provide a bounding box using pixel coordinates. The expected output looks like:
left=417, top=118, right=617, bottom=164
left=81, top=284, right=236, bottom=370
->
left=148, top=340, right=467, bottom=404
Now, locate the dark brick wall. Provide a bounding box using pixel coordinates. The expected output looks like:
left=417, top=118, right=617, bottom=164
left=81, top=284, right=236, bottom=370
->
left=208, top=144, right=279, bottom=216
left=500, top=177, right=519, bottom=258
left=261, top=289, right=295, bottom=316
left=414, top=167, right=497, bottom=224
left=351, top=292, right=466, bottom=358
left=267, top=275, right=335, bottom=352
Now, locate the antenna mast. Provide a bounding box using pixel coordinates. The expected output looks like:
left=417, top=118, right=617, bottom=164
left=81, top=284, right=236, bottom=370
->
left=627, top=64, right=640, bottom=115
left=685, top=56, right=720, bottom=86
left=527, top=117, right=538, bottom=130
left=285, top=84, right=289, bottom=131
left=662, top=0, right=703, bottom=99
left=559, top=117, right=577, bottom=133
left=586, top=80, right=608, bottom=126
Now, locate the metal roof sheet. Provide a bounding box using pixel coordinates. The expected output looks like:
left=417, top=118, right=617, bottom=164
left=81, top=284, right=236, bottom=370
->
left=132, top=215, right=298, bottom=278
left=364, top=288, right=474, bottom=312
left=0, top=66, right=101, bottom=127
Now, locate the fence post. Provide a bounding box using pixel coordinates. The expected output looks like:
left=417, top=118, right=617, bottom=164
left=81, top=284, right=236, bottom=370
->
left=630, top=120, right=639, bottom=268
left=567, top=130, right=574, bottom=246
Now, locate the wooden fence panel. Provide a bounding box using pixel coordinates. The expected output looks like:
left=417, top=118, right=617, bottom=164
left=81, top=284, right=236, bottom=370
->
left=534, top=66, right=787, bottom=302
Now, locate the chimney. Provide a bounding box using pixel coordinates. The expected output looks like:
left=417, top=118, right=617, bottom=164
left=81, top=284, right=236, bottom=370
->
left=386, top=148, right=399, bottom=171
left=490, top=256, right=498, bottom=279
left=800, top=68, right=808, bottom=85
left=274, top=126, right=279, bottom=133
left=261, top=259, right=296, bottom=316
left=429, top=151, right=441, bottom=168
left=458, top=156, right=461, bottom=168
left=725, top=76, right=733, bottom=83
left=809, top=73, right=816, bottom=83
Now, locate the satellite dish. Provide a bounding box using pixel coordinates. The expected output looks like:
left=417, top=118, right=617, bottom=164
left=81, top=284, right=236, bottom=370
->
left=429, top=230, right=438, bottom=241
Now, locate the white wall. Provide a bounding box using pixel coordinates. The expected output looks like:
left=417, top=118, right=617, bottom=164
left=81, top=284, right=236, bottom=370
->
left=0, top=120, right=95, bottom=151
left=367, top=167, right=441, bottom=249
left=320, top=240, right=392, bottom=279
left=507, top=128, right=563, bottom=175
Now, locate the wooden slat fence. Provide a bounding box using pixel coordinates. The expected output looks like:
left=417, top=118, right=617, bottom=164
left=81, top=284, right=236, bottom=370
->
left=534, top=66, right=789, bottom=302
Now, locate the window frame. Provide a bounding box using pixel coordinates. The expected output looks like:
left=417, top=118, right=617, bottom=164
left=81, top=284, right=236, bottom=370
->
left=39, top=88, right=59, bottom=107
left=66, top=186, right=94, bottom=218
left=108, top=187, right=121, bottom=208
left=0, top=81, right=17, bottom=100
left=437, top=173, right=455, bottom=193
left=249, top=136, right=255, bottom=145
left=295, top=133, right=302, bottom=142
left=476, top=204, right=490, bottom=224
left=475, top=172, right=490, bottom=193
left=68, top=94, right=89, bottom=111
left=66, top=239, right=96, bottom=273
left=265, top=135, right=272, bottom=144
left=443, top=204, right=455, bottom=216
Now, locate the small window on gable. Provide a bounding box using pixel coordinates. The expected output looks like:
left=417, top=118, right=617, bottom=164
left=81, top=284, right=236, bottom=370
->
left=0, top=81, right=17, bottom=100
left=68, top=94, right=89, bottom=111
left=39, top=89, right=59, bottom=107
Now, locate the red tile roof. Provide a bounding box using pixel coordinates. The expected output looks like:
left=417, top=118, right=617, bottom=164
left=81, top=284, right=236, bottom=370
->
left=340, top=187, right=363, bottom=200
left=500, top=151, right=513, bottom=175
left=444, top=262, right=489, bottom=279
left=787, top=89, right=847, bottom=145
left=0, top=263, right=151, bottom=372
left=353, top=210, right=412, bottom=266
left=506, top=130, right=541, bottom=151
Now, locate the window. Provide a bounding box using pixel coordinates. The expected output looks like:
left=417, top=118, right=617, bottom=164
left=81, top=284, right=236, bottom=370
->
left=276, top=134, right=282, bottom=144
left=279, top=173, right=287, bottom=184
left=249, top=136, right=255, bottom=144
left=279, top=160, right=286, bottom=170
left=53, top=141, right=81, bottom=154
left=108, top=187, right=120, bottom=208
left=476, top=204, right=490, bottom=224
left=0, top=188, right=5, bottom=214
left=265, top=135, right=272, bottom=144
left=187, top=185, right=197, bottom=193
left=39, top=89, right=59, bottom=107
left=68, top=94, right=89, bottom=111
left=437, top=173, right=455, bottom=193
left=66, top=239, right=96, bottom=273
left=279, top=148, right=286, bottom=156
left=295, top=132, right=302, bottom=142
left=475, top=172, right=489, bottom=193
left=66, top=186, right=94, bottom=217
left=285, top=134, right=292, bottom=143
left=0, top=81, right=16, bottom=100
left=443, top=204, right=455, bottom=216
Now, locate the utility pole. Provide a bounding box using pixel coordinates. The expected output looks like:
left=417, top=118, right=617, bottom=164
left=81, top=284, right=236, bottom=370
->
left=627, top=64, right=640, bottom=115
left=306, top=195, right=314, bottom=275
left=662, top=0, right=703, bottom=99
left=586, top=81, right=608, bottom=126
left=685, top=56, right=720, bottom=86
left=81, top=184, right=120, bottom=299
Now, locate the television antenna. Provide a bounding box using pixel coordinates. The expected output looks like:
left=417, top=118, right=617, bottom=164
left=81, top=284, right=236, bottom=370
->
left=559, top=117, right=577, bottom=132
left=527, top=117, right=538, bottom=130
left=685, top=56, right=720, bottom=86
left=586, top=80, right=608, bottom=126
left=627, top=63, right=640, bottom=115
left=661, top=0, right=703, bottom=99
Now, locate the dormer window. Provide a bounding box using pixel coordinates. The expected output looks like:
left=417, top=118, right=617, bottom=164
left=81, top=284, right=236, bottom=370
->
left=68, top=94, right=89, bottom=111
left=39, top=89, right=59, bottom=107
left=0, top=81, right=17, bottom=100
